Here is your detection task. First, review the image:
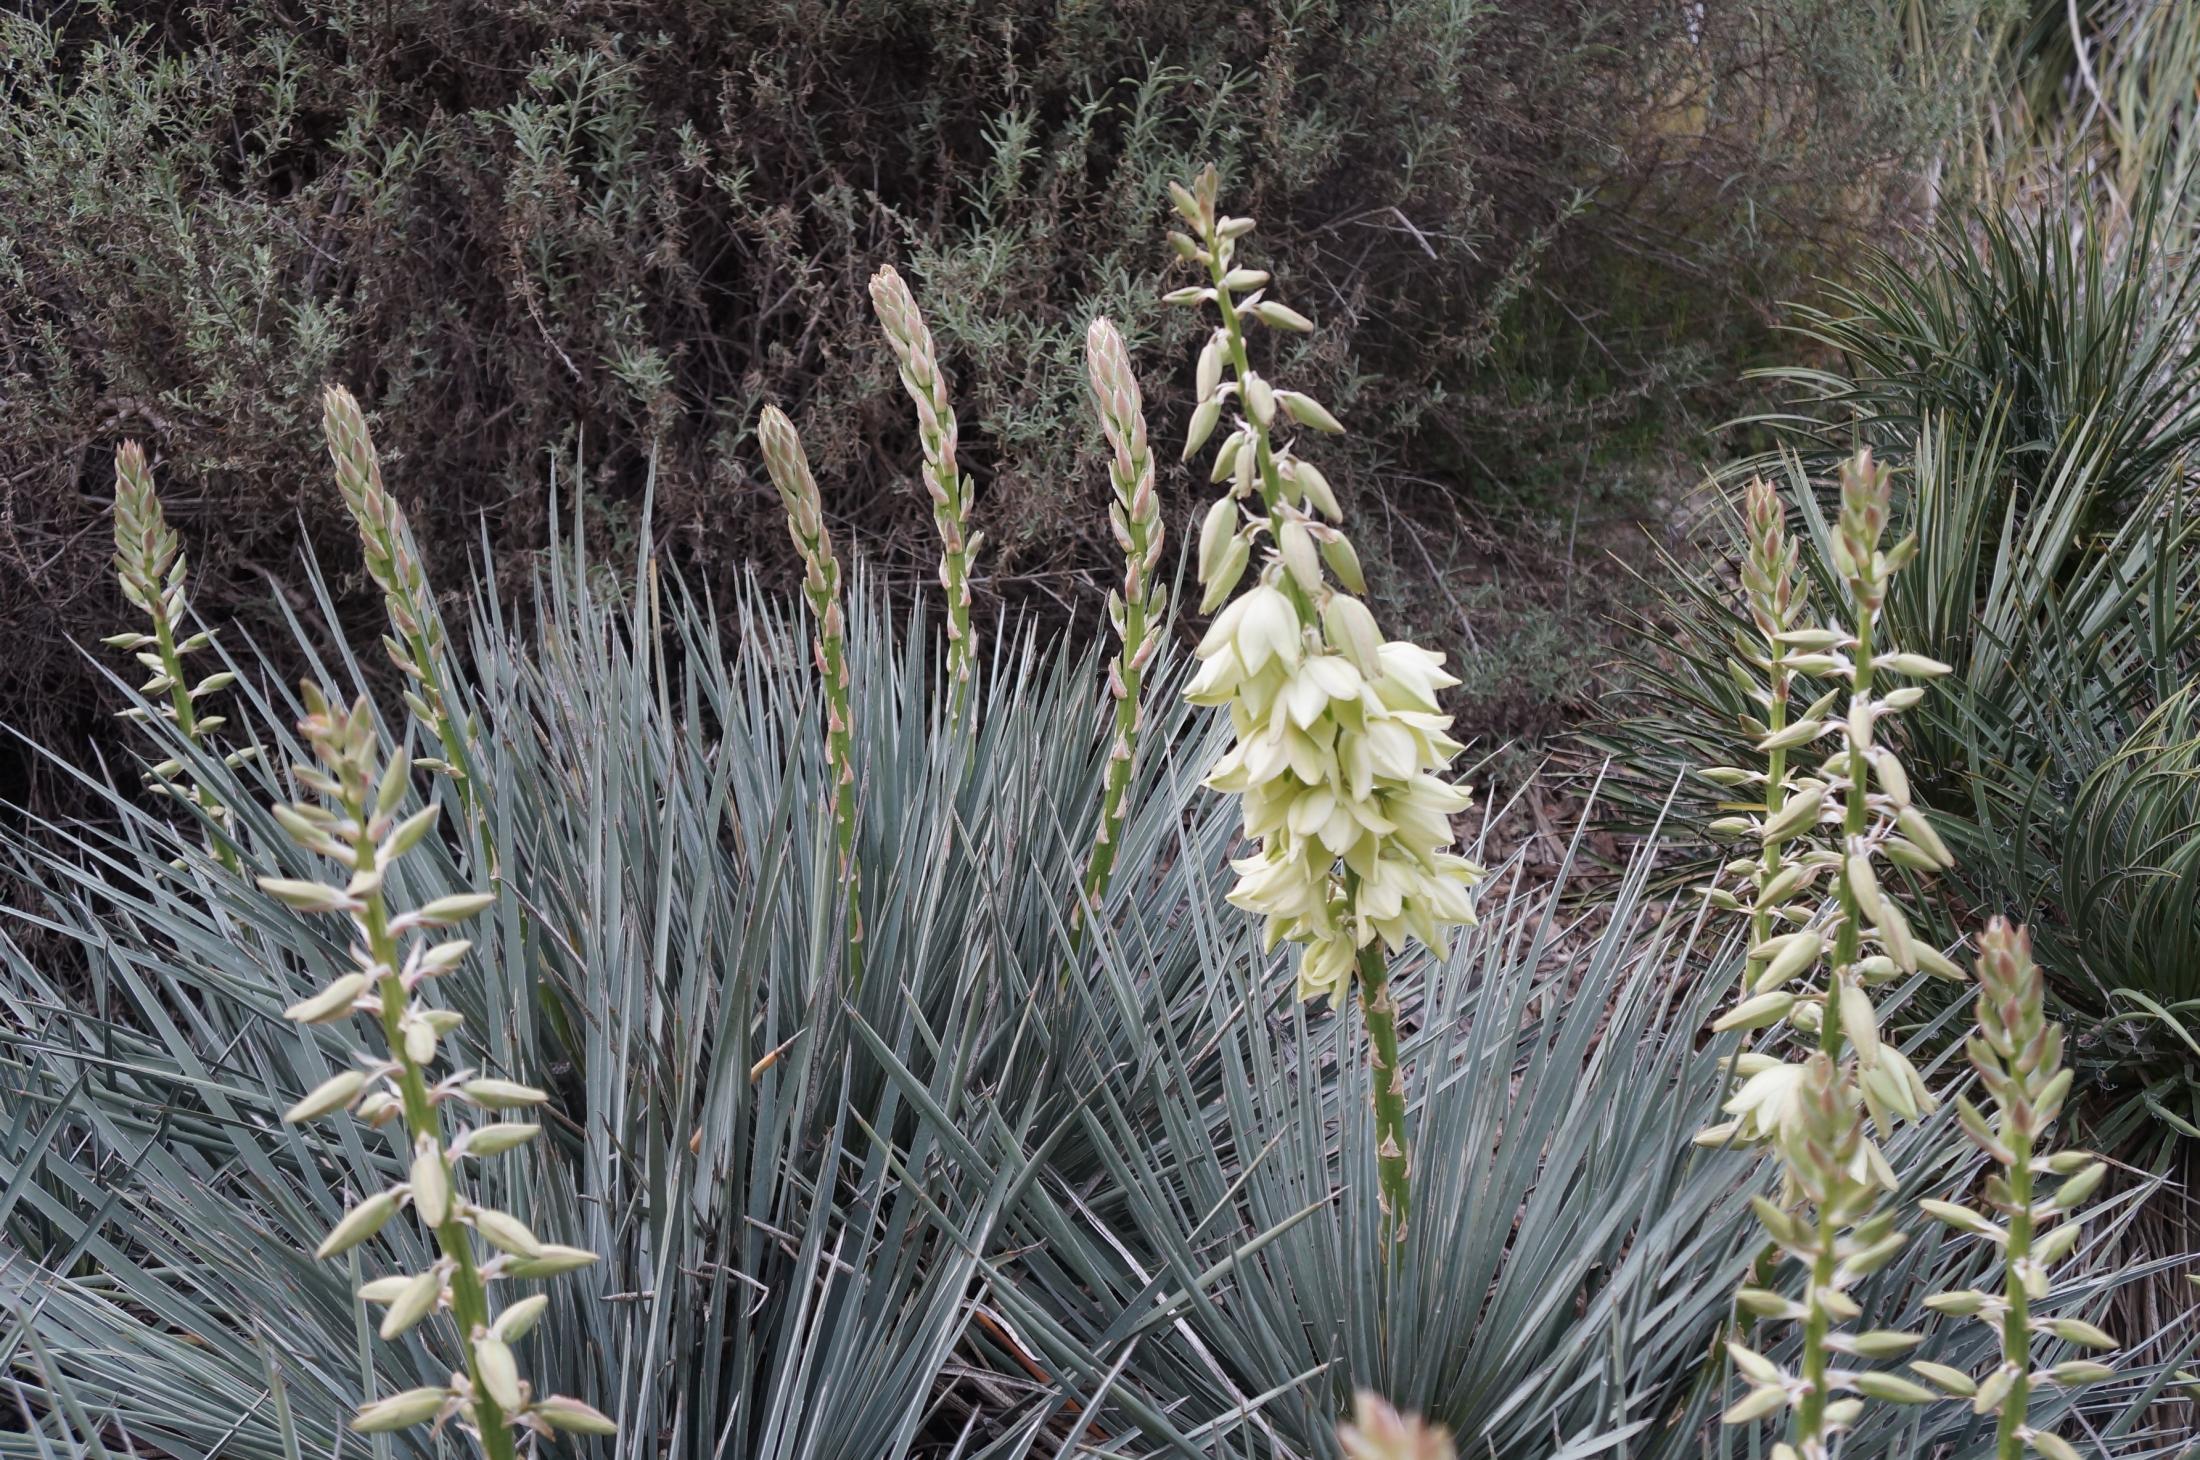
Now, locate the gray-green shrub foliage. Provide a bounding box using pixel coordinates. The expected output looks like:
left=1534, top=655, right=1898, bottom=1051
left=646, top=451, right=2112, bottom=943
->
left=0, top=0, right=1991, bottom=800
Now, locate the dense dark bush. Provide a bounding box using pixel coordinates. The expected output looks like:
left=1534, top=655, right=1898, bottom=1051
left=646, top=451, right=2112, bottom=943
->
left=1, top=0, right=1972, bottom=804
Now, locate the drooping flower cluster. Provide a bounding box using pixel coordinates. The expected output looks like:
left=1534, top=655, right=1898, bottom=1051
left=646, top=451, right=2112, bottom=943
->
left=1337, top=1391, right=1457, bottom=1460
left=1190, top=596, right=1480, bottom=1001
left=1168, top=166, right=1482, bottom=1008
left=1911, top=920, right=2116, bottom=1460
left=1167, top=164, right=1480, bottom=1238
left=271, top=683, right=610, bottom=1454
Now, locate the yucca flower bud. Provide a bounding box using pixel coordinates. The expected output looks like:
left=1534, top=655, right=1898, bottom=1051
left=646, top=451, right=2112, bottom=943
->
left=320, top=386, right=479, bottom=820
left=1912, top=919, right=2115, bottom=1455
left=1337, top=1392, right=1456, bottom=1460
left=1077, top=318, right=1169, bottom=925
left=757, top=405, right=864, bottom=985
left=869, top=264, right=979, bottom=710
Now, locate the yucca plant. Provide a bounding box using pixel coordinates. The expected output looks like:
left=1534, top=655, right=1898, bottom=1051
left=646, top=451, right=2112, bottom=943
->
left=871, top=264, right=982, bottom=717
left=1596, top=201, right=2200, bottom=1152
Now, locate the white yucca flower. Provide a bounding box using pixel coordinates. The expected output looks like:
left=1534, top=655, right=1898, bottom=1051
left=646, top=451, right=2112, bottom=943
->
left=1165, top=165, right=1482, bottom=1239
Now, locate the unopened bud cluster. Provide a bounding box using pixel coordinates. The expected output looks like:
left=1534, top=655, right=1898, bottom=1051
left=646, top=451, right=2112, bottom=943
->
left=322, top=387, right=479, bottom=813
left=757, top=405, right=864, bottom=975
left=1722, top=1054, right=1932, bottom=1454
left=1167, top=166, right=1482, bottom=1006
left=1909, top=921, right=2114, bottom=1460
left=870, top=265, right=982, bottom=710
left=270, top=683, right=610, bottom=1454
left=1079, top=317, right=1166, bottom=912
left=107, top=442, right=251, bottom=855
left=1698, top=453, right=1958, bottom=1164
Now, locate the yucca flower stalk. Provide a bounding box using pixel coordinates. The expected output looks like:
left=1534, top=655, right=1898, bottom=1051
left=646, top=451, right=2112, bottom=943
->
left=1337, top=1391, right=1457, bottom=1460
left=1698, top=449, right=1960, bottom=1152
left=1167, top=165, right=1483, bottom=1240
left=758, top=405, right=863, bottom=988
left=1723, top=1053, right=1936, bottom=1457
left=1911, top=919, right=2116, bottom=1460
left=107, top=440, right=246, bottom=867
left=1697, top=450, right=1966, bottom=1457
left=270, top=682, right=610, bottom=1454
left=869, top=264, right=981, bottom=716
left=1700, top=476, right=1816, bottom=989
left=322, top=386, right=480, bottom=823
left=1077, top=317, right=1166, bottom=920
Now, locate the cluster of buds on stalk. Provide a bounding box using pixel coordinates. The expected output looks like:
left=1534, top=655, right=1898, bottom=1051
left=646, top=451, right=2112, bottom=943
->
left=107, top=442, right=249, bottom=864
left=1908, top=920, right=2115, bottom=1460
left=270, top=683, right=610, bottom=1454
left=1697, top=451, right=1964, bottom=1456
left=1337, top=1392, right=1456, bottom=1460
left=1722, top=1053, right=1936, bottom=1456
left=870, top=265, right=982, bottom=715
left=1167, top=165, right=1482, bottom=1240
left=757, top=406, right=864, bottom=986
left=322, top=386, right=480, bottom=821
left=1697, top=452, right=1960, bottom=1156
left=1077, top=317, right=1166, bottom=916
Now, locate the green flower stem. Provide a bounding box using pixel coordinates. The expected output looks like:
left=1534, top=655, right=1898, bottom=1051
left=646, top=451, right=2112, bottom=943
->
left=1076, top=318, right=1164, bottom=935
left=348, top=801, right=514, bottom=1460
left=757, top=406, right=864, bottom=993
left=1355, top=934, right=1411, bottom=1244
left=1824, top=612, right=1876, bottom=1065
left=1793, top=1219, right=1841, bottom=1450
left=1996, top=1125, right=2037, bottom=1460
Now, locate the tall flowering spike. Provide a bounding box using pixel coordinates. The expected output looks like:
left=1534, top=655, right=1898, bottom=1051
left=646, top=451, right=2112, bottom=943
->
left=1167, top=165, right=1483, bottom=1241
left=1694, top=449, right=1966, bottom=1458
left=1911, top=920, right=2115, bottom=1460
left=268, top=682, right=610, bottom=1455
left=868, top=265, right=980, bottom=715
left=1078, top=317, right=1167, bottom=920
left=757, top=406, right=864, bottom=987
left=1337, top=1392, right=1456, bottom=1460
left=1722, top=1055, right=1932, bottom=1458
left=108, top=441, right=246, bottom=862
left=320, top=386, right=478, bottom=815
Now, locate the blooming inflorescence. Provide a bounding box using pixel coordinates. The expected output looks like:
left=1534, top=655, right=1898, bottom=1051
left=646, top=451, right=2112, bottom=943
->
left=1167, top=165, right=1481, bottom=1236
